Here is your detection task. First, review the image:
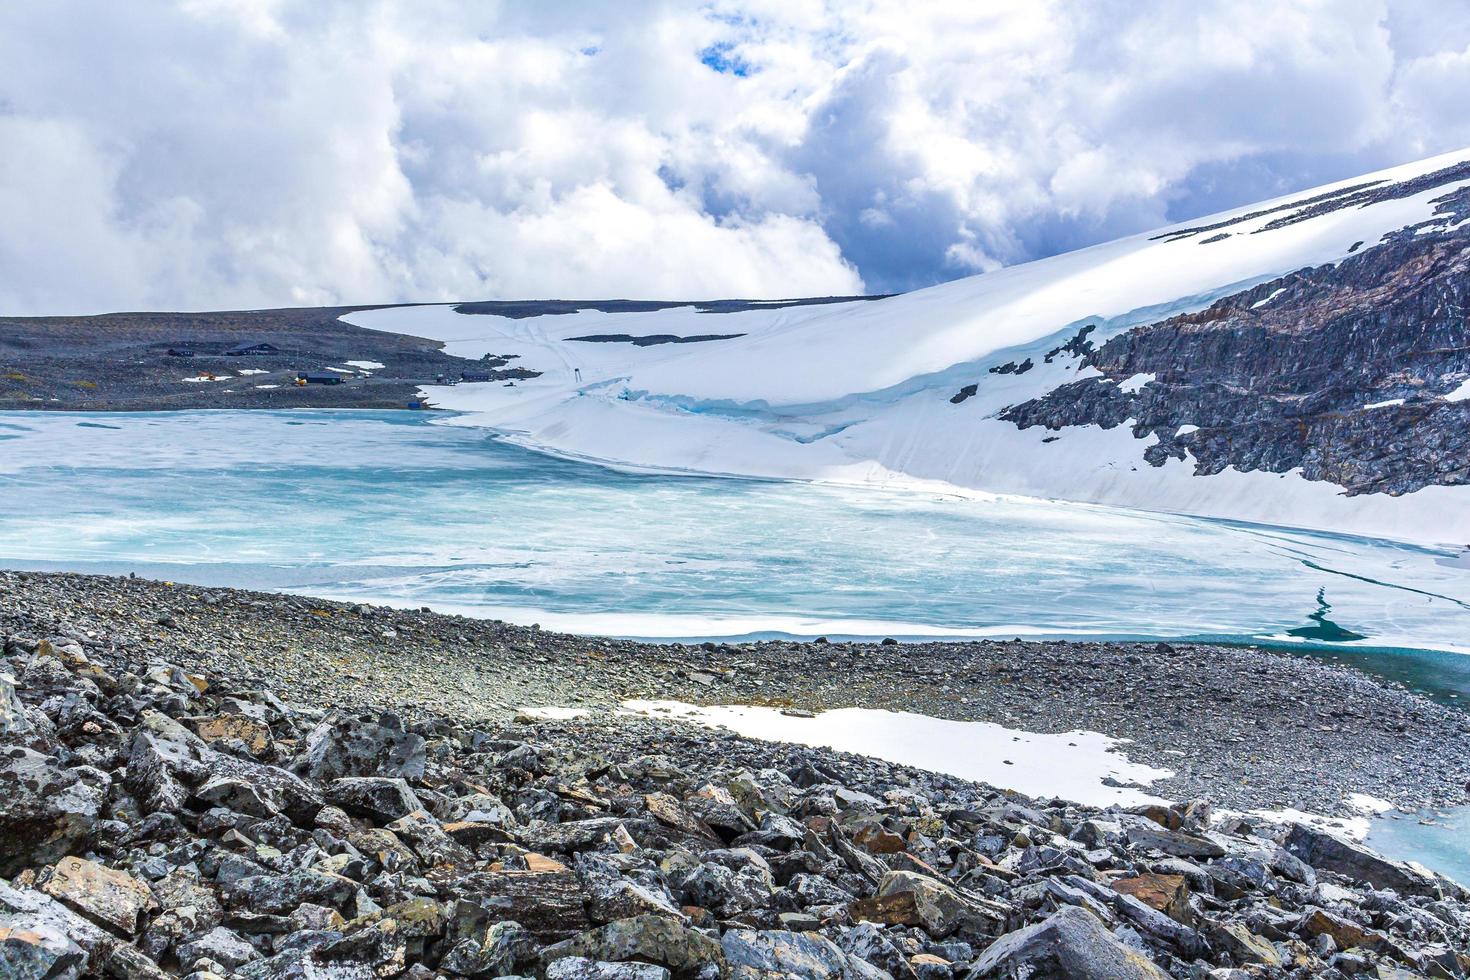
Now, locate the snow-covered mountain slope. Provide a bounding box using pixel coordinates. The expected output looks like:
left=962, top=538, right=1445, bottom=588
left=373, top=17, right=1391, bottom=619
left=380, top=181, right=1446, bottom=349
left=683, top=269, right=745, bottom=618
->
left=346, top=148, right=1470, bottom=545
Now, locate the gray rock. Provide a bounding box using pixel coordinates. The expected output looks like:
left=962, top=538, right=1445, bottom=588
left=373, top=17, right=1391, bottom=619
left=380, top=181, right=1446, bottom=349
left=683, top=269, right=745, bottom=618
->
left=966, top=906, right=1169, bottom=979
left=1283, top=823, right=1456, bottom=898
left=324, top=777, right=423, bottom=823
left=177, top=926, right=259, bottom=971
left=722, top=928, right=887, bottom=979
left=0, top=907, right=88, bottom=980
left=221, top=871, right=359, bottom=916
left=0, top=747, right=104, bottom=875
left=542, top=915, right=725, bottom=975
left=546, top=957, right=672, bottom=980
left=1122, top=818, right=1225, bottom=859
left=0, top=672, right=32, bottom=739
left=297, top=714, right=426, bottom=782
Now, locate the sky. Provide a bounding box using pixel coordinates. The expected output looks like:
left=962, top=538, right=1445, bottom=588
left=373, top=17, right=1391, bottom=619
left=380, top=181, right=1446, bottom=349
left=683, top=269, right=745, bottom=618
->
left=2, top=0, right=1470, bottom=314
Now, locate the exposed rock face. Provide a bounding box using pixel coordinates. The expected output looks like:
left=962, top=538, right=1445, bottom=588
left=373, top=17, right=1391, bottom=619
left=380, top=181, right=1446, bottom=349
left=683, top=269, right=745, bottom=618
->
left=0, top=617, right=1468, bottom=978
left=1002, top=186, right=1470, bottom=497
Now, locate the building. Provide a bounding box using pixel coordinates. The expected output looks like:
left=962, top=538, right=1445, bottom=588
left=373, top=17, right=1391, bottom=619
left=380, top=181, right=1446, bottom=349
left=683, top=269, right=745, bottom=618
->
left=460, top=369, right=493, bottom=382
left=297, top=372, right=343, bottom=385
left=166, top=348, right=194, bottom=357
left=225, top=342, right=281, bottom=356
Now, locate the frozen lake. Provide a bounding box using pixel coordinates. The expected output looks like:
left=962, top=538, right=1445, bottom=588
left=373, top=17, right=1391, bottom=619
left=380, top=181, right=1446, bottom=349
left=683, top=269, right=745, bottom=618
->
left=3, top=410, right=1469, bottom=693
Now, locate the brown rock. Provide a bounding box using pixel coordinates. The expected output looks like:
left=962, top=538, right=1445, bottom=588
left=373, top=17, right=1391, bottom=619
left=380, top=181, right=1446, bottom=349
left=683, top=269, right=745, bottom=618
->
left=848, top=891, right=923, bottom=928
left=1298, top=908, right=1386, bottom=951
left=1129, top=805, right=1182, bottom=830
left=39, top=857, right=157, bottom=936
left=446, top=856, right=589, bottom=941
left=192, top=715, right=272, bottom=755
left=644, top=793, right=718, bottom=841
left=1112, top=873, right=1191, bottom=924
left=852, top=824, right=906, bottom=855
left=1205, top=921, right=1282, bottom=967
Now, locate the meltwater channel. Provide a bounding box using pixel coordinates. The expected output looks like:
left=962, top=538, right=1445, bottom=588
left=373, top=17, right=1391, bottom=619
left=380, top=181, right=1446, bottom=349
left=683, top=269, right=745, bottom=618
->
left=2, top=409, right=1470, bottom=702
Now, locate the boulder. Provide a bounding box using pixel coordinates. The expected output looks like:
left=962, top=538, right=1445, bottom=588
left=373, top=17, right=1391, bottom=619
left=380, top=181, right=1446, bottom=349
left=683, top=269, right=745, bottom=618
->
left=1122, top=819, right=1224, bottom=859
left=0, top=882, right=168, bottom=980
left=862, top=870, right=1008, bottom=938
left=384, top=810, right=474, bottom=867
left=1297, top=908, right=1387, bottom=951
left=39, top=857, right=158, bottom=936
left=221, top=871, right=359, bottom=916
left=450, top=857, right=590, bottom=941
left=644, top=793, right=719, bottom=842
left=0, top=747, right=104, bottom=875
left=523, top=817, right=628, bottom=853
left=0, top=917, right=88, bottom=980
left=542, top=915, right=725, bottom=977
left=0, top=672, right=32, bottom=739
left=1204, top=921, right=1282, bottom=968
left=546, top=957, right=672, bottom=980
left=177, top=926, right=259, bottom=971
left=192, top=715, right=273, bottom=756
left=1283, top=823, right=1454, bottom=898
left=325, top=777, right=423, bottom=823
left=126, top=711, right=320, bottom=824
left=967, top=906, right=1169, bottom=979
left=576, top=853, right=683, bottom=924
left=296, top=714, right=425, bottom=782
left=1111, top=873, right=1191, bottom=924
left=722, top=928, right=888, bottom=979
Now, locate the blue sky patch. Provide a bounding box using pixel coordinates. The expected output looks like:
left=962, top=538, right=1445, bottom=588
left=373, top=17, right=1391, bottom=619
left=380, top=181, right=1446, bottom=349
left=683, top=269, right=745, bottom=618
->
left=699, top=41, right=752, bottom=76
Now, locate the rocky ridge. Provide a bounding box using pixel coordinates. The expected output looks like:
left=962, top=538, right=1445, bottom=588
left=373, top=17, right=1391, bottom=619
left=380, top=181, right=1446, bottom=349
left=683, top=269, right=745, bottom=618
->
left=3, top=622, right=1470, bottom=979
left=1000, top=184, right=1470, bottom=498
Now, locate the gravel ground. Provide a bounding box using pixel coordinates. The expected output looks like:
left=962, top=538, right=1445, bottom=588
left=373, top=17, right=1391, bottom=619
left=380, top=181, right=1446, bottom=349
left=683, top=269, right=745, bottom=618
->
left=3, top=570, right=1467, bottom=819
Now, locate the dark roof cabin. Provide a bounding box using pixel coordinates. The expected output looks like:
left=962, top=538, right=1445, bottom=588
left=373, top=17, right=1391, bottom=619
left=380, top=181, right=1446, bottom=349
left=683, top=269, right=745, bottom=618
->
left=298, top=371, right=343, bottom=385
left=226, top=342, right=281, bottom=356
left=460, top=369, right=494, bottom=382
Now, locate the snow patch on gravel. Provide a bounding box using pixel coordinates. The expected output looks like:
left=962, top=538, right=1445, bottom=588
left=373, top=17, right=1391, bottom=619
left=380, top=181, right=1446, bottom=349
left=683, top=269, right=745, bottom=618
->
left=620, top=700, right=1174, bottom=808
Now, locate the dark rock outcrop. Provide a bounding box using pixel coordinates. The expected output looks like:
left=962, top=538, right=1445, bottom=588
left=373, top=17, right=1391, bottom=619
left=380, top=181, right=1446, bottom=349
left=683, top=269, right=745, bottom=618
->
left=1003, top=186, right=1470, bottom=497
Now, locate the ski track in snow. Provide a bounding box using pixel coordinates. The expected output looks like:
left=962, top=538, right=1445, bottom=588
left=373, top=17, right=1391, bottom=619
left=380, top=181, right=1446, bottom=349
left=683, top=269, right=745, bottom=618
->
left=346, top=148, right=1470, bottom=547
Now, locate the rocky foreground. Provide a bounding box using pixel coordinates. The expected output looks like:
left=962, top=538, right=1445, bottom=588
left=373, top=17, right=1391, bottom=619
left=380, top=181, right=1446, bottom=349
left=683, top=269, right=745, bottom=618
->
left=4, top=596, right=1470, bottom=977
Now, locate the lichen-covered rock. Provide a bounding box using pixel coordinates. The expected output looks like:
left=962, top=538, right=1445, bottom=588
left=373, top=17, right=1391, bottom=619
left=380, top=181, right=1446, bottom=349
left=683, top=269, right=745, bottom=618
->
left=0, top=747, right=104, bottom=875
left=0, top=916, right=88, bottom=980
left=543, top=915, right=726, bottom=976
left=39, top=856, right=157, bottom=936
left=296, top=713, right=425, bottom=783
left=546, top=957, right=672, bottom=980
left=722, top=928, right=888, bottom=979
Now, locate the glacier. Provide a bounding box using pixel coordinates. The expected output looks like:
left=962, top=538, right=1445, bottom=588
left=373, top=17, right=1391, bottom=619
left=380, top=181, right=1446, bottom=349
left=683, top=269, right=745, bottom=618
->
left=346, top=147, right=1470, bottom=545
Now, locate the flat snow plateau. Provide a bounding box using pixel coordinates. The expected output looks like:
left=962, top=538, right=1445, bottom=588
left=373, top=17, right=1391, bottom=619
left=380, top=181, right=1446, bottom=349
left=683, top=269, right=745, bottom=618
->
left=347, top=149, right=1470, bottom=546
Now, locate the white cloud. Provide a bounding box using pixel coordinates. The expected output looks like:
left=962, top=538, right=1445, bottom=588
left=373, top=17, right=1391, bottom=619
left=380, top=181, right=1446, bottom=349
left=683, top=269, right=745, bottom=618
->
left=0, top=0, right=1465, bottom=313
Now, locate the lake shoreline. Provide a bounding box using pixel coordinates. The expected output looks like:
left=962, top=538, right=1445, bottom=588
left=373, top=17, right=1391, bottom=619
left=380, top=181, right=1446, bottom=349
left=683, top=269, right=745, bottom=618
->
left=4, top=568, right=1467, bottom=823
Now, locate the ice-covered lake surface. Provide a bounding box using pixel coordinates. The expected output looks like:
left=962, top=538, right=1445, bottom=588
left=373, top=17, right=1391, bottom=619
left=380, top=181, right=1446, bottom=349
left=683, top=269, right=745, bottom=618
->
left=3, top=409, right=1470, bottom=694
